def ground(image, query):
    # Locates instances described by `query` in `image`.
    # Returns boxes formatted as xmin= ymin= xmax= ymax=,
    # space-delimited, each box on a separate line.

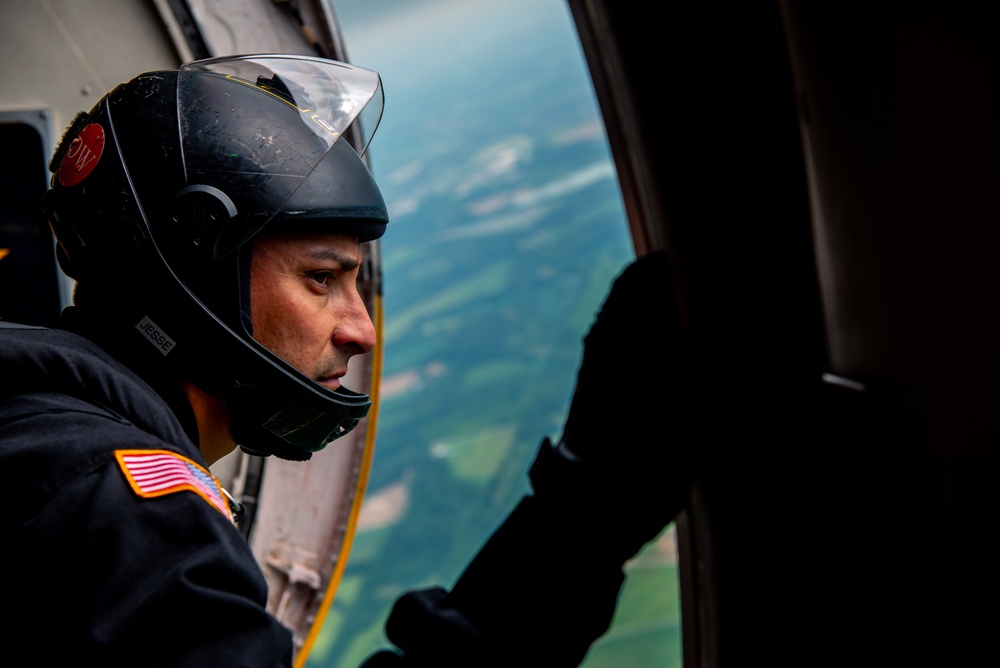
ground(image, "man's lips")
xmin=318 ymin=375 xmax=343 ymax=391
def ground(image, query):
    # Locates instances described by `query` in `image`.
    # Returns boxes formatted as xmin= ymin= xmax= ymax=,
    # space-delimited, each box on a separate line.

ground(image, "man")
xmin=0 ymin=54 xmax=700 ymax=666
xmin=0 ymin=54 xmax=387 ymax=666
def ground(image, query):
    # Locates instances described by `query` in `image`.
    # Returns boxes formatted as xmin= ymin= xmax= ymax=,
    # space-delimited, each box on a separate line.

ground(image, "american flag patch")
xmin=115 ymin=449 xmax=232 ymax=521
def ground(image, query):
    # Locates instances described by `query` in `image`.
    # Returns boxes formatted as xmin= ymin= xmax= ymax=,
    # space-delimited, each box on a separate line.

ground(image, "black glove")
xmin=548 ymin=248 xmax=703 ymax=562
xmin=365 ymin=251 xmax=702 ymax=667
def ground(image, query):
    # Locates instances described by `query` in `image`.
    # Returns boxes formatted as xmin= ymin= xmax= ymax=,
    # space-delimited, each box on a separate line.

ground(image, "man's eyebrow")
xmin=304 ymin=246 xmax=361 ymax=271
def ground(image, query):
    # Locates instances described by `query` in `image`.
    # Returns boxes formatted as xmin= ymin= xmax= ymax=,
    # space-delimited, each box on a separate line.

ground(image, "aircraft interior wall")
xmin=569 ymin=1 xmax=1000 ymax=665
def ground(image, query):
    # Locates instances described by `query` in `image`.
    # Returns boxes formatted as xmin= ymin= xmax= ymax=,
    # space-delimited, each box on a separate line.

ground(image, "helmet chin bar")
xmin=222 ymin=350 xmax=371 ymax=461
xmin=232 ymin=410 xmax=368 ymax=461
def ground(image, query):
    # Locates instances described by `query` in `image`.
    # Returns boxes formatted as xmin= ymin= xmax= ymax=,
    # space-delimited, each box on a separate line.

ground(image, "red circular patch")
xmin=58 ymin=123 xmax=105 ymax=187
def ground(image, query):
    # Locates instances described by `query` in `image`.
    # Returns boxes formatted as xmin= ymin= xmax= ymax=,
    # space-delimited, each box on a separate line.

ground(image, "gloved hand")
xmin=364 ymin=251 xmax=703 ymax=667
xmin=544 ymin=248 xmax=703 ymax=563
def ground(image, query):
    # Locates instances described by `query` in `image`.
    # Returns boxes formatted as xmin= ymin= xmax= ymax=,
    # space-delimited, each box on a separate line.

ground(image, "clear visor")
xmin=175 ymin=54 xmax=384 ymax=256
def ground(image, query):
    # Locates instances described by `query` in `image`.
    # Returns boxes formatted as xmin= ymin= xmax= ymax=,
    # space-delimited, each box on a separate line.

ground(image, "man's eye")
xmin=309 ymin=271 xmax=335 ymax=285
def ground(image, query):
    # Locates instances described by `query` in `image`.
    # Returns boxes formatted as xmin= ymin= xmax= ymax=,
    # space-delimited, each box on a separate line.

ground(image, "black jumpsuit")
xmin=0 ymin=321 xmax=294 ymax=666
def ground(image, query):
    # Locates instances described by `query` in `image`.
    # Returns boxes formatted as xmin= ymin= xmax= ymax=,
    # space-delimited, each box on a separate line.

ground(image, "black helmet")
xmin=42 ymin=54 xmax=389 ymax=460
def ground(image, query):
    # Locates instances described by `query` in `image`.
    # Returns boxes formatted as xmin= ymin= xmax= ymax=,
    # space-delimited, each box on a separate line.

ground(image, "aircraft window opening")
xmin=307 ymin=2 xmax=683 ymax=667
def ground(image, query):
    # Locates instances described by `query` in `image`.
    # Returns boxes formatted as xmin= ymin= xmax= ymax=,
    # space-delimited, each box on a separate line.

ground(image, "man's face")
xmin=249 ymin=231 xmax=376 ymax=391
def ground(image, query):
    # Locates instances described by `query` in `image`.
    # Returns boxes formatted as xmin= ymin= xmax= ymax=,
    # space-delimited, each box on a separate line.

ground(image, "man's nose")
xmin=336 ymin=292 xmax=377 ymax=355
